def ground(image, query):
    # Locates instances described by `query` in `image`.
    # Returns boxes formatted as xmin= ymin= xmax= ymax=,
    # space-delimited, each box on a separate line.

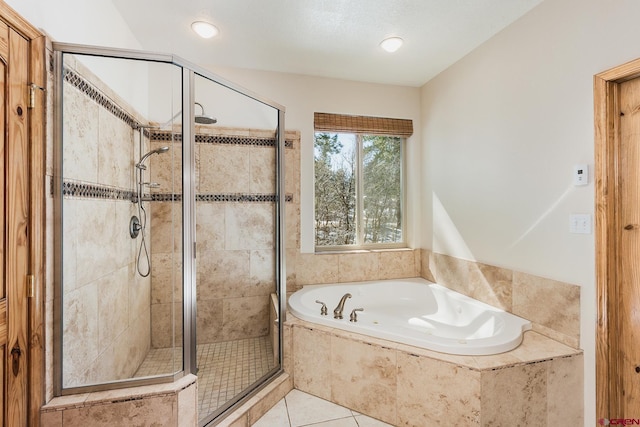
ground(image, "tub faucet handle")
xmin=315 ymin=300 xmax=328 ymax=316
xmin=349 ymin=308 xmax=364 ymax=322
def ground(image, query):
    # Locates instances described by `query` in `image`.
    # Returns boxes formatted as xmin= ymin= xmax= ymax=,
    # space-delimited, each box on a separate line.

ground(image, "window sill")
xmin=314 ymin=247 xmax=413 ymax=255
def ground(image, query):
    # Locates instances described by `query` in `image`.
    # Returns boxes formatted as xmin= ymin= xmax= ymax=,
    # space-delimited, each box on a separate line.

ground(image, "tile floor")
xmin=135 ymin=336 xmax=275 ymax=422
xmin=252 ymin=389 xmax=393 ymax=427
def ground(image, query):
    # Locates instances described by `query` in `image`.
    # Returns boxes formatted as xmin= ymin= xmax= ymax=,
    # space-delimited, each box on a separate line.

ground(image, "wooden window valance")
xmin=314 ymin=112 xmax=413 ymax=137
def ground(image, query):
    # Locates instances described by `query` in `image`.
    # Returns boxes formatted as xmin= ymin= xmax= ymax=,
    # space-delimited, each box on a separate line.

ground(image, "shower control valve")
xmin=129 ymin=216 xmax=141 ymax=239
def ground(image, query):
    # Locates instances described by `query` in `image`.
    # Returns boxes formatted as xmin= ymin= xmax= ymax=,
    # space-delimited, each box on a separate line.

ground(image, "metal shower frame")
xmin=51 ymin=42 xmax=287 ymax=417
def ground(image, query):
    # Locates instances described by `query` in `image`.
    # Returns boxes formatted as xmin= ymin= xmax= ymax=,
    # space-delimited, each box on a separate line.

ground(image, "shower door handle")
xmin=10 ymin=346 xmax=21 ymax=376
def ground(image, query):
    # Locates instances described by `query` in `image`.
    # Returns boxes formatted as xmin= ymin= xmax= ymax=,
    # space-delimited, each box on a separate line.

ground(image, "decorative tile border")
xmin=64 ymin=68 xmax=139 ymax=129
xmin=62 ymin=180 xmax=135 ymax=201
xmin=62 ymin=179 xmax=293 ymax=203
xmin=151 ymin=193 xmax=294 ymax=203
xmin=63 ymin=70 xmax=293 ymax=204
xmin=151 ymin=131 xmax=294 ymax=148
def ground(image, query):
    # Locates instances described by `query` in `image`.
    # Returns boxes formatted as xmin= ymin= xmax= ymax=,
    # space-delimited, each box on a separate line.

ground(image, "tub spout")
xmin=333 ymin=293 xmax=352 ymax=319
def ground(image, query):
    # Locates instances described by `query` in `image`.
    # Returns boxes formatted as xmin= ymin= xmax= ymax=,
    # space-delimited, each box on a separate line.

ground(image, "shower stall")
xmin=53 ymin=43 xmax=286 ymax=425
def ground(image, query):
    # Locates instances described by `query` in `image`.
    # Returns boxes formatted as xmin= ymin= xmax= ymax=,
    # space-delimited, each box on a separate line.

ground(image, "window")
xmin=313 ymin=113 xmax=412 ymax=250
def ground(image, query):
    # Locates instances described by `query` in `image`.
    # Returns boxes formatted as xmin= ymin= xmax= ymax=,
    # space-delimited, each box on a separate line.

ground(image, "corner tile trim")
xmin=64 ymin=69 xmax=293 ymax=151
xmin=64 ymin=68 xmax=139 ymax=129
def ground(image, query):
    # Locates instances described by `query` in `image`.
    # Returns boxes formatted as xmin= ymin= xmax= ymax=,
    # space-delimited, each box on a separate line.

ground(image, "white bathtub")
xmin=288 ymin=277 xmax=532 ymax=356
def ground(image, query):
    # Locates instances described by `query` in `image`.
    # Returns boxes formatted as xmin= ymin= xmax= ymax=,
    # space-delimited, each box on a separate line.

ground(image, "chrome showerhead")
xmin=136 ymin=146 xmax=170 ymax=169
xmin=195 ymin=102 xmax=217 ymax=125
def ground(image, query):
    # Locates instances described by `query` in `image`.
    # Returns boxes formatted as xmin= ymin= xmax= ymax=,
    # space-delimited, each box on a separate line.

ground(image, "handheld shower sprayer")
xmin=132 ymin=144 xmax=170 ymax=277
xmin=136 ymin=146 xmax=170 ymax=170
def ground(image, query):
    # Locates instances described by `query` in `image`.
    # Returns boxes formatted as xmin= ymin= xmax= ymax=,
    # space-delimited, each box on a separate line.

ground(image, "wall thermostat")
xmin=574 ymin=164 xmax=588 ymax=186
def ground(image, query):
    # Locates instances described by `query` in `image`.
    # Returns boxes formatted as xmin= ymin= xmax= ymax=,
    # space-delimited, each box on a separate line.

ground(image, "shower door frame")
xmin=52 ymin=43 xmax=287 ymax=405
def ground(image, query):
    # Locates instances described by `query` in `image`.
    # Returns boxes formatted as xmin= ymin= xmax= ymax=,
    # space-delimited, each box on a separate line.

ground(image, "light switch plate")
xmin=570 ymin=214 xmax=591 ymax=234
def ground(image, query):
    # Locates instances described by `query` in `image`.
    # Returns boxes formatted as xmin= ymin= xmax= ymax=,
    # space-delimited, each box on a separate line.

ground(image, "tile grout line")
xmin=284 ymin=393 xmax=293 ymax=427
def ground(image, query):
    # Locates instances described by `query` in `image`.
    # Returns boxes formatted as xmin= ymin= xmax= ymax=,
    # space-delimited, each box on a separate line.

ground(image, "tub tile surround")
xmin=286 ymin=246 xmax=583 ymax=426
xmin=331 ymin=335 xmax=398 ymax=423
xmin=397 ymin=352 xmax=481 ymax=425
xmin=292 ymin=249 xmax=419 ymax=293
xmin=424 ymin=250 xmax=581 ymax=348
xmin=292 ymin=248 xmax=580 ymax=349
xmin=286 ymin=318 xmax=583 ymax=426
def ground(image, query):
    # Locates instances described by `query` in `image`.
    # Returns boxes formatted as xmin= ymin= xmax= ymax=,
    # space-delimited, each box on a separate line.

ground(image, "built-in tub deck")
xmin=288 ymin=278 xmax=532 ymax=356
xmin=284 ymin=313 xmax=583 ymax=426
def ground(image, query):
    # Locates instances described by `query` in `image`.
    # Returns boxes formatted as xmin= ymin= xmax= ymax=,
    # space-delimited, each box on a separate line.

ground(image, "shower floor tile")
xmin=135 ymin=336 xmax=275 ymax=421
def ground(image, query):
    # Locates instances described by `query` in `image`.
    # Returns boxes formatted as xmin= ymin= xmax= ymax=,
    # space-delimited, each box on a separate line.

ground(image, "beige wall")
xmin=419 ymin=0 xmax=640 ymax=420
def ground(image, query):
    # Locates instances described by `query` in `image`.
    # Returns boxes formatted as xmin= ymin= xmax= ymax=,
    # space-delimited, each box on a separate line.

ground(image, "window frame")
xmin=314 ymin=131 xmax=407 ymax=252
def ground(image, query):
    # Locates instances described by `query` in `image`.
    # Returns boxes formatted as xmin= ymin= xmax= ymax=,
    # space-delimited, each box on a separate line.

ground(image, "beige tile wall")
xmin=286 ymin=318 xmax=583 ymax=426
xmin=424 ymin=250 xmax=581 ymax=348
xmin=292 ymin=250 xmax=579 ymax=345
xmin=291 ymin=249 xmax=579 ymax=349
xmin=60 ymin=60 xmax=151 ymax=387
xmin=149 ymin=130 xmax=300 ymax=347
xmin=291 ymin=248 xmax=420 ymax=292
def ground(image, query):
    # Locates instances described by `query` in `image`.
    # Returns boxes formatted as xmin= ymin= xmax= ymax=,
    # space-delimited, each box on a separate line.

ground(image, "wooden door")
xmin=2 ymin=24 xmax=30 ymax=427
xmin=596 ymin=59 xmax=640 ymax=421
xmin=0 ymin=3 xmax=46 ymax=426
xmin=616 ymin=76 xmax=640 ymax=417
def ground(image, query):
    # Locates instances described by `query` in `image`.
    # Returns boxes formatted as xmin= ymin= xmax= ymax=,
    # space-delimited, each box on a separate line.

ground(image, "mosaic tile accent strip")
xmin=149 ymin=131 xmax=182 ymax=142
xmin=197 ymin=193 xmax=294 ymax=203
xmin=64 ymin=68 xmax=139 ymax=129
xmin=61 ymin=179 xmax=293 ymax=203
xmin=150 ymin=131 xmax=294 ymax=148
xmin=133 ymin=336 xmax=275 ymax=421
xmin=150 ymin=193 xmax=294 ymax=203
xmin=62 ymin=179 xmax=135 ymax=201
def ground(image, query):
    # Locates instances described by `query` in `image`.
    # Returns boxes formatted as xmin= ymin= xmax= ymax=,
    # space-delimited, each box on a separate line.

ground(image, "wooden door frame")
xmin=595 ymin=58 xmax=640 ymax=420
xmin=0 ymin=2 xmax=46 ymax=426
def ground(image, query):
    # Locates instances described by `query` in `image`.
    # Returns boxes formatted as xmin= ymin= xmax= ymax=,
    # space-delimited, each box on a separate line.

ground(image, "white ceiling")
xmin=112 ymin=0 xmax=542 ymax=87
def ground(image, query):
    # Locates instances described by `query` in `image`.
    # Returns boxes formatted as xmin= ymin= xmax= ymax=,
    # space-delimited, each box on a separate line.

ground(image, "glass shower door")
xmin=57 ymin=51 xmax=184 ymax=392
xmin=193 ymin=73 xmax=281 ymax=423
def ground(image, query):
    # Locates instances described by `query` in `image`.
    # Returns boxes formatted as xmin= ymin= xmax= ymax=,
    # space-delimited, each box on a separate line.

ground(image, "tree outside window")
xmin=314 ymin=132 xmax=404 ymax=249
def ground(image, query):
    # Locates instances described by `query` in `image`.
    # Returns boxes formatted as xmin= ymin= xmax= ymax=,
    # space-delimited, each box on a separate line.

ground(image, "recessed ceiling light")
xmin=380 ymin=37 xmax=403 ymax=53
xmin=191 ymin=21 xmax=219 ymax=39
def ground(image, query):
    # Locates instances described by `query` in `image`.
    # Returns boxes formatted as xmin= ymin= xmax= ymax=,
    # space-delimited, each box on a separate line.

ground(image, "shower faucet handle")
xmin=315 ymin=300 xmax=328 ymax=316
xmin=349 ymin=308 xmax=364 ymax=322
